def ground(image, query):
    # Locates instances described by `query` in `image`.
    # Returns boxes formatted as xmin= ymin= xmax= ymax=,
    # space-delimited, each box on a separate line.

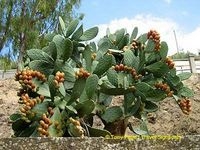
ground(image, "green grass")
xmin=0 ymin=57 xmax=17 ymax=70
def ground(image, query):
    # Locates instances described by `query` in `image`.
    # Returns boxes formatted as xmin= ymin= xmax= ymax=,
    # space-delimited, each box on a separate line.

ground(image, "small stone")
xmin=70 ymin=142 xmax=75 ymax=147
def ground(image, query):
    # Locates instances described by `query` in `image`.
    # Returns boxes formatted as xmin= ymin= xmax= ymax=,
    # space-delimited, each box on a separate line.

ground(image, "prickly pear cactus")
xmin=10 ymin=17 xmax=194 ymax=137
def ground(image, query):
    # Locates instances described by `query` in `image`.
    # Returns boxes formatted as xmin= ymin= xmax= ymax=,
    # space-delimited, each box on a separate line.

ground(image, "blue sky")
xmin=1 ymin=0 xmax=199 ymax=56
xmin=79 ymin=0 xmax=200 ymax=31
xmin=78 ymin=0 xmax=200 ymax=55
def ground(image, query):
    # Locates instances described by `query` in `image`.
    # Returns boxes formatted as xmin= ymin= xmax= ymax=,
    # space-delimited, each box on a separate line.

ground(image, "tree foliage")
xmin=0 ymin=0 xmax=81 ymax=62
xmin=171 ymin=51 xmax=197 ymax=59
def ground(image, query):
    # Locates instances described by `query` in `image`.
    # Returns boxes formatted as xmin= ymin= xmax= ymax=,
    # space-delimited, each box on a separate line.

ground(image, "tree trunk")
xmin=17 ymin=32 xmax=26 ymax=71
xmin=17 ymin=0 xmax=26 ymax=70
xmin=104 ymin=119 xmax=128 ymax=136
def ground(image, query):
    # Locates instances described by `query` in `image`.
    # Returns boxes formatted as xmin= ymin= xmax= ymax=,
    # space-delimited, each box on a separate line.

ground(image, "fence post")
xmin=189 ymin=55 xmax=196 ymax=73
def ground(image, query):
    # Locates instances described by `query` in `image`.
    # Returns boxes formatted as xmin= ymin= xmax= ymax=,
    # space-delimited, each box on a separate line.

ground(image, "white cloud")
xmin=95 ymin=14 xmax=200 ymax=55
xmin=179 ymin=27 xmax=200 ymax=53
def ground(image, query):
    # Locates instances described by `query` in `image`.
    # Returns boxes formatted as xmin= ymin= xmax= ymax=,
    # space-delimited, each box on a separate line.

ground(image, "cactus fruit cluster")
xmin=178 ymin=98 xmax=192 ymax=115
xmin=54 ymin=71 xmax=65 ymax=88
xmin=38 ymin=113 xmax=52 ymax=137
xmin=15 ymin=69 xmax=46 ymax=91
xmin=68 ymin=118 xmax=85 ymax=137
xmin=75 ymin=68 xmax=91 ymax=79
xmin=165 ymin=57 xmax=175 ymax=69
xmin=147 ymin=29 xmax=161 ymax=51
xmin=10 ymin=17 xmax=194 ymax=137
xmin=19 ymin=94 xmax=38 ymax=114
xmin=154 ymin=82 xmax=174 ymax=97
xmin=131 ymin=40 xmax=139 ymax=50
xmin=112 ymin=64 xmax=142 ymax=80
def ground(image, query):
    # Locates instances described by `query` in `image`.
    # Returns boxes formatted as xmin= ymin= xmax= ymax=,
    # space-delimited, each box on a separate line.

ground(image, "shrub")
xmin=10 ymin=17 xmax=194 ymax=137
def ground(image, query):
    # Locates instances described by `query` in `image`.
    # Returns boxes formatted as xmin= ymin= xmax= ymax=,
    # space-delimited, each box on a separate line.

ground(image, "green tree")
xmin=0 ymin=0 xmax=81 ymax=63
xmin=171 ymin=51 xmax=197 ymax=59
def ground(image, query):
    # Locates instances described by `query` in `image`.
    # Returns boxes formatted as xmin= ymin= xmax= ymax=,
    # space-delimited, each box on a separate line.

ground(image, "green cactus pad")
xmin=178 ymin=86 xmax=194 ymax=98
xmin=48 ymin=75 xmax=57 ymax=99
xmin=31 ymin=101 xmax=49 ymax=120
xmin=86 ymin=125 xmax=112 ymax=137
xmin=48 ymin=107 xmax=63 ymax=137
xmin=29 ymin=60 xmax=54 ymax=76
xmin=177 ymin=72 xmax=192 ymax=81
xmin=130 ymin=27 xmax=138 ymax=41
xmin=75 ymin=100 xmax=95 ymax=117
xmin=10 ymin=114 xmax=21 ymax=122
xmin=79 ymin=27 xmax=98 ymax=41
xmin=71 ymin=24 xmax=83 ymax=40
xmin=145 ymin=39 xmax=155 ymax=52
xmin=63 ymin=38 xmax=73 ymax=62
xmin=115 ymin=29 xmax=125 ymax=45
xmin=93 ymin=54 xmax=113 ymax=76
xmin=107 ymin=69 xmax=118 ymax=87
xmin=34 ymin=81 xmax=50 ymax=97
xmin=43 ymin=41 xmax=57 ymax=61
xmin=101 ymin=106 xmax=123 ymax=123
xmin=65 ymin=19 xmax=79 ymax=37
xmin=69 ymin=78 xmax=86 ymax=104
xmin=27 ymin=49 xmax=54 ymax=64
xmin=145 ymin=61 xmax=169 ymax=76
xmin=85 ymin=74 xmax=99 ymax=99
xmin=117 ymin=33 xmax=130 ymax=50
xmin=124 ymin=93 xmax=141 ymax=116
xmin=144 ymin=101 xmax=159 ymax=112
xmin=124 ymin=50 xmax=139 ymax=69
xmin=12 ymin=120 xmax=37 ymax=137
xmin=83 ymin=45 xmax=93 ymax=72
xmin=58 ymin=16 xmax=66 ymax=35
xmin=159 ymin=41 xmax=168 ymax=59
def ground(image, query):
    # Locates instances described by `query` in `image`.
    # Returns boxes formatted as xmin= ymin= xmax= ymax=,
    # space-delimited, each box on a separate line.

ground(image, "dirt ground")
xmin=0 ymin=74 xmax=199 ymax=138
